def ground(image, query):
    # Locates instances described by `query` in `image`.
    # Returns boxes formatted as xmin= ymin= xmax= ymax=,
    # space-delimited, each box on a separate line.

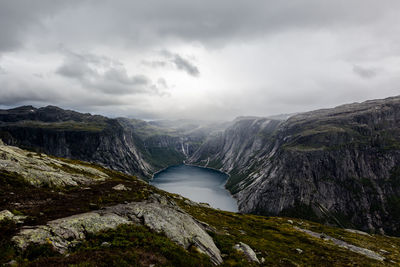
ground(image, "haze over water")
xmin=151 ymin=164 xmax=238 ymax=212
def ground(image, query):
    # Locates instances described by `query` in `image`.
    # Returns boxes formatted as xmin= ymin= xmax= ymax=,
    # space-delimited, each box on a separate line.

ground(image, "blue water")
xmin=151 ymin=164 xmax=238 ymax=212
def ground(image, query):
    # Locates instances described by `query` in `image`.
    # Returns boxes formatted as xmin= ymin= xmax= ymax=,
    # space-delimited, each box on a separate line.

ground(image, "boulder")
xmin=12 ymin=198 xmax=223 ymax=265
xmin=0 ymin=210 xmax=26 ymax=224
xmin=233 ymin=242 xmax=260 ymax=263
xmin=112 ymin=184 xmax=130 ymax=191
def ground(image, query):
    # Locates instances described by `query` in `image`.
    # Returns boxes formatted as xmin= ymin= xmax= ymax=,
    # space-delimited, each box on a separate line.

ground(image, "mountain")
xmin=0 ymin=105 xmax=154 ymax=178
xmin=189 ymin=96 xmax=400 ymax=236
xmin=0 ymin=106 xmax=224 ymax=179
xmin=117 ymin=118 xmax=227 ymax=171
xmin=2 ymin=96 xmax=400 ymax=238
xmin=1 ymin=140 xmax=399 ymax=265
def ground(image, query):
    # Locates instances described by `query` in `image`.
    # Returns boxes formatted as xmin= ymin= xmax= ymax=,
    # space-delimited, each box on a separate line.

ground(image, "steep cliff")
xmin=188 ymin=117 xmax=282 ymax=193
xmin=0 ymin=106 xmax=226 ymax=179
xmin=118 ymin=118 xmax=227 ymax=171
xmin=0 ymin=106 xmax=153 ymax=178
xmin=189 ymin=96 xmax=400 ymax=236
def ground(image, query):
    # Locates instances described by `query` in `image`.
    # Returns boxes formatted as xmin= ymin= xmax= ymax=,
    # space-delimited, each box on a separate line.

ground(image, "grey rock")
xmin=0 ymin=142 xmax=109 ymax=187
xmin=112 ymin=184 xmax=130 ymax=191
xmin=0 ymin=210 xmax=26 ymax=224
xmin=12 ymin=199 xmax=223 ymax=265
xmin=295 ymin=248 xmax=303 ymax=254
xmin=294 ymin=226 xmax=385 ymax=261
xmin=233 ymin=242 xmax=260 ymax=263
xmin=101 ymin=241 xmax=111 ymax=247
xmin=345 ymin=228 xmax=371 ymax=236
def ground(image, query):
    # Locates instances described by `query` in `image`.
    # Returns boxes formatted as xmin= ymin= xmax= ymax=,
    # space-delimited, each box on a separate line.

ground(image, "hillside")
xmin=188 ymin=96 xmax=400 ymax=236
xmin=1 ymin=140 xmax=400 ymax=266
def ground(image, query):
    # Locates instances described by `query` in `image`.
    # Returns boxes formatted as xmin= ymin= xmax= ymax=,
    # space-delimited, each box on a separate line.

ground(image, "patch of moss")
xmin=176 ymin=199 xmax=398 ymax=266
xmin=0 ymin=170 xmax=32 ymax=188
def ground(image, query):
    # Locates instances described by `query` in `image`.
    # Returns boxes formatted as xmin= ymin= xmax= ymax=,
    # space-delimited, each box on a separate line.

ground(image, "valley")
xmin=1 ymin=95 xmax=400 ymax=265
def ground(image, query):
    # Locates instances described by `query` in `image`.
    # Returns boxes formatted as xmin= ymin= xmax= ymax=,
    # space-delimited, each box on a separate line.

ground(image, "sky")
xmin=0 ymin=0 xmax=399 ymax=120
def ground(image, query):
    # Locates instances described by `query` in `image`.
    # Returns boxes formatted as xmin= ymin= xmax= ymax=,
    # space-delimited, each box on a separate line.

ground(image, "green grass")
xmin=177 ymin=201 xmax=400 ymax=266
xmin=22 ymin=224 xmax=212 ymax=267
xmin=145 ymin=147 xmax=185 ymax=169
xmin=8 ymin=120 xmax=108 ymax=132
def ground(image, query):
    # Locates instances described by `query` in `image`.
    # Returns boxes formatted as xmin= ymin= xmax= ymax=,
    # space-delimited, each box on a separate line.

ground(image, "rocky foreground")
xmin=1 ymin=141 xmax=400 ymax=266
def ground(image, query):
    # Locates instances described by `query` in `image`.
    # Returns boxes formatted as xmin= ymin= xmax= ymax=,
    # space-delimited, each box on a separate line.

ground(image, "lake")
xmin=151 ymin=164 xmax=238 ymax=212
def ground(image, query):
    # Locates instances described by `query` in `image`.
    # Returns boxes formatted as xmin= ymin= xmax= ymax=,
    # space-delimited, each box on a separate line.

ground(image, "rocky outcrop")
xmin=12 ymin=196 xmax=223 ymax=265
xmin=0 ymin=210 xmax=26 ymax=224
xmin=294 ymin=227 xmax=385 ymax=261
xmin=233 ymin=242 xmax=260 ymax=263
xmin=0 ymin=141 xmax=108 ymax=187
xmin=189 ymin=96 xmax=400 ymax=236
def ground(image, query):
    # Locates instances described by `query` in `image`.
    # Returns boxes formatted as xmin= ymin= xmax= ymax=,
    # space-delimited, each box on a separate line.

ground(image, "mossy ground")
xmin=177 ymin=199 xmax=400 ymax=266
xmin=1 ymin=157 xmax=400 ymax=266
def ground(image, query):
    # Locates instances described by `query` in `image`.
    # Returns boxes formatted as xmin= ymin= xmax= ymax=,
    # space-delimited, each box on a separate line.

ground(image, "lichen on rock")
xmin=233 ymin=242 xmax=260 ymax=263
xmin=12 ymin=197 xmax=223 ymax=265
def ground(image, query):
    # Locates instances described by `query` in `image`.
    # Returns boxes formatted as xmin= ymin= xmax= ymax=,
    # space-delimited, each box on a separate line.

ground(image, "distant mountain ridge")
xmin=0 ymin=105 xmax=225 ymax=179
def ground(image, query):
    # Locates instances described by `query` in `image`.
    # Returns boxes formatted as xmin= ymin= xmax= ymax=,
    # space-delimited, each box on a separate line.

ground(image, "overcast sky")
xmin=0 ymin=0 xmax=399 ymax=120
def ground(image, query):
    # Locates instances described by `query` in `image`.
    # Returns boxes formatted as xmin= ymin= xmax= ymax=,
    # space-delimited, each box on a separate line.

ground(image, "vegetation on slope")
xmin=1 ymin=143 xmax=400 ymax=266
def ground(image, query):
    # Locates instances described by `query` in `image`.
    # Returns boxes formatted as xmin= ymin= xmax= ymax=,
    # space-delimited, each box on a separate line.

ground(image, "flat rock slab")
xmin=12 ymin=199 xmax=223 ymax=265
xmin=233 ymin=242 xmax=260 ymax=263
xmin=294 ymin=226 xmax=385 ymax=261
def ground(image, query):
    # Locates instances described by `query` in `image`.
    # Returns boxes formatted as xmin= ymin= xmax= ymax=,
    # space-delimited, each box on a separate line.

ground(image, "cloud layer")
xmin=0 ymin=1 xmax=399 ymax=120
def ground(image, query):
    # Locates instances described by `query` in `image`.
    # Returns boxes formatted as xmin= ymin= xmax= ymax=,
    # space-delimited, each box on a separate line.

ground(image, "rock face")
xmin=117 ymin=118 xmax=227 ymax=170
xmin=188 ymin=116 xmax=282 ymax=193
xmin=0 ymin=106 xmax=227 ymax=179
xmin=12 ymin=197 xmax=223 ymax=265
xmin=189 ymin=96 xmax=400 ymax=236
xmin=0 ymin=106 xmax=153 ymax=178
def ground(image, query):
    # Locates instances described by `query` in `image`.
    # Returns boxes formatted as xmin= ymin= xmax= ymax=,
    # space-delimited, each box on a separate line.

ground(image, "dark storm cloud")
xmin=0 ymin=0 xmax=399 ymax=120
xmin=0 ymin=1 xmax=80 ymax=52
xmin=352 ymin=65 xmax=379 ymax=79
xmin=56 ymin=50 xmax=165 ymax=95
xmin=1 ymin=0 xmax=398 ymax=52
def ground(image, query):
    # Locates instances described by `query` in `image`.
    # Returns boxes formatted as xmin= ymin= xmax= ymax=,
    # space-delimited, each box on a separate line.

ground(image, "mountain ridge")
xmin=189 ymin=95 xmax=400 ymax=236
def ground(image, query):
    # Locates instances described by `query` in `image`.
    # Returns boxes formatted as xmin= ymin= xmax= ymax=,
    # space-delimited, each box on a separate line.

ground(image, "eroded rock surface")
xmin=0 ymin=141 xmax=108 ymax=187
xmin=0 ymin=210 xmax=26 ymax=223
xmin=294 ymin=226 xmax=385 ymax=261
xmin=12 ymin=198 xmax=223 ymax=265
xmin=233 ymin=242 xmax=260 ymax=263
xmin=189 ymin=96 xmax=400 ymax=235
